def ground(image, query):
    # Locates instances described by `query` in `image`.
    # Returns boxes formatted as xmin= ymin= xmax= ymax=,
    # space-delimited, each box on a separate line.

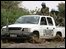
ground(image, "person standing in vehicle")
xmin=40 ymin=2 xmax=49 ymax=16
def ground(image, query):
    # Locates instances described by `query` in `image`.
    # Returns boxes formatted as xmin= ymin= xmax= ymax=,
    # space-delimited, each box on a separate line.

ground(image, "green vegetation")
xmin=50 ymin=3 xmax=65 ymax=26
xmin=1 ymin=1 xmax=65 ymax=27
xmin=1 ymin=1 xmax=30 ymax=27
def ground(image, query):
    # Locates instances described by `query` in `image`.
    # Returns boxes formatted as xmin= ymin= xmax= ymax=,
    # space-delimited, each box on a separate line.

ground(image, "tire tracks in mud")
xmin=1 ymin=38 xmax=65 ymax=48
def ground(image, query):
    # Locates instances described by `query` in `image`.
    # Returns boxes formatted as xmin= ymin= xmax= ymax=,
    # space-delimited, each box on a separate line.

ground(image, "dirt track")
xmin=1 ymin=39 xmax=65 ymax=48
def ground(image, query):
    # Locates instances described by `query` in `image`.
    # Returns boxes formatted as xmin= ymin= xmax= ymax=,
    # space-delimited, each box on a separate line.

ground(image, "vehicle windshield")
xmin=15 ymin=16 xmax=40 ymax=24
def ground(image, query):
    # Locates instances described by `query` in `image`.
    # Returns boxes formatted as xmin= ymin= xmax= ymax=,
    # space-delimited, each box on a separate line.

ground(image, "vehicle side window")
xmin=40 ymin=17 xmax=47 ymax=25
xmin=47 ymin=17 xmax=53 ymax=25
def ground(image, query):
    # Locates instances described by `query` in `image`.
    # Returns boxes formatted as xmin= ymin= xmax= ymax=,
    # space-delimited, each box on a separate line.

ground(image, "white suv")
xmin=1 ymin=15 xmax=65 ymax=41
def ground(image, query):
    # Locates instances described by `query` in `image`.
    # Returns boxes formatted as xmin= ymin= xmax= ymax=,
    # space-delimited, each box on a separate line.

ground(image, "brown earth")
xmin=1 ymin=39 xmax=65 ymax=48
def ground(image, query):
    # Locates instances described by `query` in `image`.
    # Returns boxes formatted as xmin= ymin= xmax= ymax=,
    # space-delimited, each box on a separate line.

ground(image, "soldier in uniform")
xmin=40 ymin=2 xmax=49 ymax=16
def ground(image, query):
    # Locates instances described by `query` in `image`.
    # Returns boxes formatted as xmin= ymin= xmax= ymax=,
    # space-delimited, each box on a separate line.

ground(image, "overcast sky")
xmin=19 ymin=1 xmax=65 ymax=11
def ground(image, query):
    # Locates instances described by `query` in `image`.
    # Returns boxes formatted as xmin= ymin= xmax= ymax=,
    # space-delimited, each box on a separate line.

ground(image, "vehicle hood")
xmin=2 ymin=24 xmax=38 ymax=28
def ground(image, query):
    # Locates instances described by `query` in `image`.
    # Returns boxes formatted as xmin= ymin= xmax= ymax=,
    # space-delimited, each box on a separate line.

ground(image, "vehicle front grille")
xmin=8 ymin=27 xmax=21 ymax=30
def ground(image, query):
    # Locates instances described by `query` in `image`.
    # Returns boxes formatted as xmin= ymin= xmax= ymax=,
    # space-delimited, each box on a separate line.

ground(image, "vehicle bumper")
xmin=1 ymin=32 xmax=33 ymax=40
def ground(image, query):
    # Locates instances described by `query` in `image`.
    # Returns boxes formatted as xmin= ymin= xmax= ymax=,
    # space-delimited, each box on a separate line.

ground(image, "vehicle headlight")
xmin=1 ymin=28 xmax=7 ymax=35
xmin=21 ymin=28 xmax=31 ymax=32
xmin=1 ymin=28 xmax=6 ymax=31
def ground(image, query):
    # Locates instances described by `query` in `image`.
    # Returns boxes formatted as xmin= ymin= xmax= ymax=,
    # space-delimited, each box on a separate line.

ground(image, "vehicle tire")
xmin=30 ymin=34 xmax=39 ymax=43
xmin=54 ymin=33 xmax=64 ymax=42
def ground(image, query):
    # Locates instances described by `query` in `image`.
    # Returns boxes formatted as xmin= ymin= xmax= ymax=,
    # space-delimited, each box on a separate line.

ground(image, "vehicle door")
xmin=45 ymin=17 xmax=55 ymax=37
xmin=39 ymin=17 xmax=48 ymax=38
xmin=40 ymin=17 xmax=55 ymax=38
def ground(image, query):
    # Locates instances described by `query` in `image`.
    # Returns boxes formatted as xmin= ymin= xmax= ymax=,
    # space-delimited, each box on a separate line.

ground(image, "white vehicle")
xmin=1 ymin=15 xmax=65 ymax=41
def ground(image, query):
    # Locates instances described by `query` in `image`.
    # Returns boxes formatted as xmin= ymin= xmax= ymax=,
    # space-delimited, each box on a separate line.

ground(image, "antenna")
xmin=6 ymin=17 xmax=8 ymax=32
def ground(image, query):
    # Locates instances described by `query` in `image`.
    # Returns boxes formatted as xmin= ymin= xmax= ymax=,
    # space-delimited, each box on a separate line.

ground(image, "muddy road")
xmin=1 ymin=39 xmax=65 ymax=48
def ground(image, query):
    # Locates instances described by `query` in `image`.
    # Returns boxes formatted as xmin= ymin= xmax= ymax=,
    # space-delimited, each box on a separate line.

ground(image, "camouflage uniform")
xmin=41 ymin=7 xmax=49 ymax=15
xmin=40 ymin=2 xmax=49 ymax=16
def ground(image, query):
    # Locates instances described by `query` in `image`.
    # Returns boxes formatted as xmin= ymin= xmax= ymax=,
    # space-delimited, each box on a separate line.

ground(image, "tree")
xmin=29 ymin=7 xmax=41 ymax=15
xmin=58 ymin=3 xmax=65 ymax=17
xmin=50 ymin=3 xmax=65 ymax=26
xmin=1 ymin=1 xmax=30 ymax=27
xmin=57 ymin=3 xmax=65 ymax=26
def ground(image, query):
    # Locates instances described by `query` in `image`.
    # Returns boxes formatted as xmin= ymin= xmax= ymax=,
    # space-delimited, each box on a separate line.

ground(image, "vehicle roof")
xmin=22 ymin=15 xmax=51 ymax=17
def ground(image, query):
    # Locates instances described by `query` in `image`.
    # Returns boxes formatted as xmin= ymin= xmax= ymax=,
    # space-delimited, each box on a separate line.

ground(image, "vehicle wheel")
xmin=30 ymin=34 xmax=39 ymax=43
xmin=54 ymin=33 xmax=64 ymax=42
